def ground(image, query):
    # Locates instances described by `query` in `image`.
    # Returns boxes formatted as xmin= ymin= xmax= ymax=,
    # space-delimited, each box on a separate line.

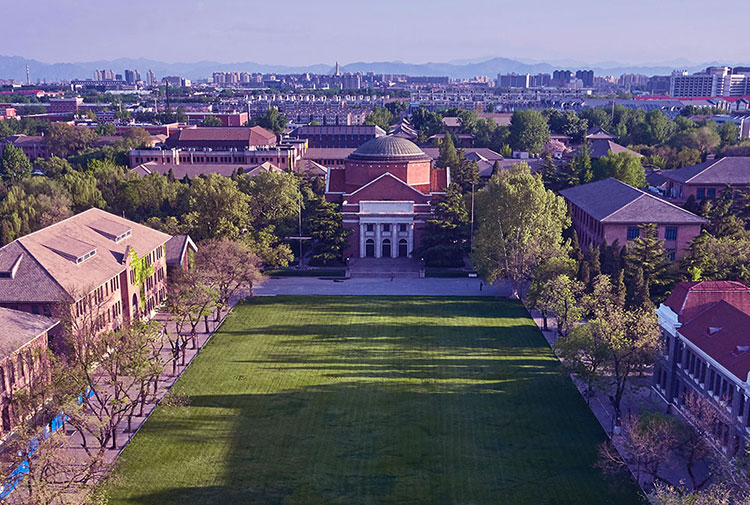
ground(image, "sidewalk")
xmin=51 ymin=294 xmax=244 ymax=490
xmin=526 ymin=308 xmax=707 ymax=492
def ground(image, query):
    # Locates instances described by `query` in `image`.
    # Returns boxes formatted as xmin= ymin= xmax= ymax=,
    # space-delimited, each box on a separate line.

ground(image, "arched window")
xmin=365 ymin=239 xmax=375 ymax=258
xmin=399 ymin=239 xmax=408 ymax=258
xmin=382 ymin=239 xmax=391 ymax=258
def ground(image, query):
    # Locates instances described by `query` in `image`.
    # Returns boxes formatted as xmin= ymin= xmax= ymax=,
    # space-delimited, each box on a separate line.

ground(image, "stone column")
xmin=407 ymin=223 xmax=414 ymax=258
xmin=391 ymin=223 xmax=398 ymax=258
xmin=375 ymin=223 xmax=381 ymax=258
xmin=359 ymin=223 xmax=366 ymax=258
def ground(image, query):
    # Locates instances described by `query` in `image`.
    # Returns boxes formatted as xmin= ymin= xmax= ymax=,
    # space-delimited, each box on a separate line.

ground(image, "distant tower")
xmin=335 ymin=61 xmax=340 ymax=76
xmin=25 ymin=65 xmax=30 ymax=85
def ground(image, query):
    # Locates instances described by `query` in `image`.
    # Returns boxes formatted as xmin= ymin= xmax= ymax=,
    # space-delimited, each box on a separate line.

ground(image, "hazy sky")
xmin=4 ymin=0 xmax=747 ymax=65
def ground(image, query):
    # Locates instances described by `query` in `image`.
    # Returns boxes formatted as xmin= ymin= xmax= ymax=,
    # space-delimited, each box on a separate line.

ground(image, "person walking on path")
xmin=480 ymin=281 xmax=483 ymax=291
xmin=390 ymin=273 xmax=394 ymax=282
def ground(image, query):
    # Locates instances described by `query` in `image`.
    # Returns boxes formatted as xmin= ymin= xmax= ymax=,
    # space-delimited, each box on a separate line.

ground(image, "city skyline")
xmin=3 ymin=0 xmax=748 ymax=67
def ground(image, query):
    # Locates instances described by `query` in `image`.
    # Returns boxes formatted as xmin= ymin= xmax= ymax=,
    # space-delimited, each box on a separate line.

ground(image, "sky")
xmin=3 ymin=0 xmax=748 ymax=66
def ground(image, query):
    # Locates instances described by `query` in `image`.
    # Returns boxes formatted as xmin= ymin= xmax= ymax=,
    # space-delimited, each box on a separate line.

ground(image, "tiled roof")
xmin=679 ymin=300 xmax=750 ymax=382
xmin=167 ymin=126 xmax=276 ymax=146
xmin=0 ymin=208 xmax=170 ymax=302
xmin=560 ymin=178 xmax=707 ymax=224
xmin=665 ymin=280 xmax=750 ymax=323
xmin=0 ymin=307 xmax=59 ymax=360
xmin=586 ymin=139 xmax=643 ymax=159
xmin=292 ymin=125 xmax=386 ymax=136
xmin=304 ymin=148 xmax=355 ymax=161
xmin=663 ymin=157 xmax=750 ymax=185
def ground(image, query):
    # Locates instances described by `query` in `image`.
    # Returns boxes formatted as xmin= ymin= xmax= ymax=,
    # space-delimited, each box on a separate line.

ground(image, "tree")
xmin=95 ymin=123 xmax=116 ymax=136
xmin=717 ymin=122 xmax=739 ymax=146
xmin=195 ymin=238 xmax=263 ymax=312
xmin=598 ymin=412 xmax=685 ymax=487
xmin=454 ymin=149 xmax=480 ymax=192
xmin=472 ymin=164 xmax=570 ymax=297
xmin=593 ymin=151 xmax=646 ymax=187
xmin=414 ymin=183 xmax=470 ymax=267
xmin=0 ymin=186 xmax=37 ymax=245
xmin=527 ymin=254 xmax=576 ymax=331
xmin=202 ymin=115 xmax=222 ymax=127
xmin=306 ymin=197 xmax=352 ymax=264
xmin=364 ymin=107 xmax=393 ymax=133
xmin=183 ymin=174 xmax=249 ymax=240
xmin=582 ymin=275 xmax=661 ymax=419
xmin=624 ymin=223 xmax=672 ymax=305
xmin=46 ymin=123 xmax=98 ymax=158
xmin=555 ymin=319 xmax=610 ymax=403
xmin=167 ymin=269 xmax=219 ymax=356
xmin=251 ymin=107 xmax=287 ymax=134
xmin=238 ymin=171 xmax=300 ymax=230
xmin=121 ymin=127 xmax=153 ymax=148
xmin=542 ymin=274 xmax=584 ymax=336
xmin=60 ymin=169 xmax=105 ymax=213
xmin=434 ymin=133 xmax=460 ymax=170
xmin=681 ymin=231 xmax=750 ymax=285
xmin=33 ymin=156 xmax=71 ymax=178
xmin=1 ymin=143 xmax=32 ymax=181
xmin=508 ymin=110 xmax=550 ymax=154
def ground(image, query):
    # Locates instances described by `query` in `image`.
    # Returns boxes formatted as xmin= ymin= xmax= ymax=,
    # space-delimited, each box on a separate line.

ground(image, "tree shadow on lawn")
xmin=113 ymin=381 xmax=646 ymax=505
xmin=236 ymin=295 xmax=532 ymax=321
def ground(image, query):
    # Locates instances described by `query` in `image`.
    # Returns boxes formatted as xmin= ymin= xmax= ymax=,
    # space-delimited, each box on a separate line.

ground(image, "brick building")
xmin=654 ymin=281 xmax=750 ymax=454
xmin=560 ymin=178 xmax=706 ymax=260
xmin=165 ymin=126 xmax=276 ymax=150
xmin=664 ymin=157 xmax=750 ymax=204
xmin=325 ymin=136 xmax=448 ymax=259
xmin=0 ymin=308 xmax=59 ymax=437
xmin=0 ymin=208 xmax=170 ymax=329
xmin=291 ymin=125 xmax=385 ymax=148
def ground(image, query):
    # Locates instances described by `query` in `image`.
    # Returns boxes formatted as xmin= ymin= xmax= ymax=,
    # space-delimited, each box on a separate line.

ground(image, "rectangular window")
xmin=382 ymin=224 xmax=390 ymax=232
xmin=707 ymin=188 xmax=716 ymax=199
xmin=697 ymin=188 xmax=705 ymax=200
xmin=399 ymin=224 xmax=406 ymax=232
xmin=627 ymin=227 xmax=640 ymax=240
xmin=366 ymin=224 xmax=374 ymax=232
xmin=665 ymin=227 xmax=677 ymax=241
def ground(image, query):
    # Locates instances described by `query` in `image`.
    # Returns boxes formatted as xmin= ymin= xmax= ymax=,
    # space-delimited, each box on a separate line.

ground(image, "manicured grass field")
xmin=106 ymin=296 xmax=644 ymax=505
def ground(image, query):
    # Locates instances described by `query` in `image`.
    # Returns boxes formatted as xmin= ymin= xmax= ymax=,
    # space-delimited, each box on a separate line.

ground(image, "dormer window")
xmin=115 ymin=230 xmax=131 ymax=243
xmin=76 ymin=249 xmax=97 ymax=264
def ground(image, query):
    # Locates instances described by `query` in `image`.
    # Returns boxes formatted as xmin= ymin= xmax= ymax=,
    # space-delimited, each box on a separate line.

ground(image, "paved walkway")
xmin=527 ymin=308 xmax=709 ymax=491
xmin=255 ymin=276 xmax=513 ymax=297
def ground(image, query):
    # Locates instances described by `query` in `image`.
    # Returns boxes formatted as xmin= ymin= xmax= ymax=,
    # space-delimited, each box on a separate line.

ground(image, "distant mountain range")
xmin=2 ymin=55 xmax=749 ymax=82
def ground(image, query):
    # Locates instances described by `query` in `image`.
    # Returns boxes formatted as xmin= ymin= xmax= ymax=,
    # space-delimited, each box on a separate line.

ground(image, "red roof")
xmin=665 ymin=281 xmax=750 ymax=323
xmin=679 ymin=300 xmax=750 ymax=382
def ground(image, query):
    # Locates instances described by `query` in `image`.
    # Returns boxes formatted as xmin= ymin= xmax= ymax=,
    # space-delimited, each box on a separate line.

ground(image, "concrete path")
xmin=255 ymin=276 xmax=513 ymax=297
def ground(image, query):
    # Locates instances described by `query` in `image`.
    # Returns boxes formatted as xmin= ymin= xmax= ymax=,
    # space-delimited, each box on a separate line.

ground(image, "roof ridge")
xmin=17 ymin=207 xmax=99 ymax=242
xmin=684 ymin=157 xmax=722 ymax=184
xmin=345 ymin=172 xmax=428 ymax=197
xmin=594 ymin=178 xmax=642 ymax=221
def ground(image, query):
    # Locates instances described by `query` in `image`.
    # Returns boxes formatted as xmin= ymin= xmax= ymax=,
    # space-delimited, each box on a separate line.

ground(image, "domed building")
xmin=325 ymin=136 xmax=449 ymax=259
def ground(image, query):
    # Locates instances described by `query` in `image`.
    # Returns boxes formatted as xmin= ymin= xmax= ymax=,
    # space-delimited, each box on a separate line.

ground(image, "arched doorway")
xmin=382 ymin=239 xmax=391 ymax=258
xmin=398 ymin=239 xmax=408 ymax=258
xmin=365 ymin=239 xmax=375 ymax=258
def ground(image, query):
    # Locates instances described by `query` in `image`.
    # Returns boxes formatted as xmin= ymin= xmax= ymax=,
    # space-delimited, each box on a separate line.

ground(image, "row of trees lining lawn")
xmin=1 ymin=237 xmax=262 ymax=505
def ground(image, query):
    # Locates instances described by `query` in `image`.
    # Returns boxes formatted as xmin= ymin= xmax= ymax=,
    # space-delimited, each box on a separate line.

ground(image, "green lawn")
xmin=106 ymin=296 xmax=644 ymax=505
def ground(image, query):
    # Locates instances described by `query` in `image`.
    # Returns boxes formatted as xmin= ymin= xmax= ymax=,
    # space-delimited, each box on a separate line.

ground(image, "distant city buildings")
xmin=670 ymin=66 xmax=750 ymax=97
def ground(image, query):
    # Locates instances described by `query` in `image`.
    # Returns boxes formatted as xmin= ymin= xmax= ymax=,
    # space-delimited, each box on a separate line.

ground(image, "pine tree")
xmin=413 ymin=183 xmax=469 ymax=267
xmin=307 ymin=197 xmax=352 ymax=264
xmin=435 ymin=134 xmax=460 ymax=170
xmin=625 ymin=224 xmax=671 ymax=304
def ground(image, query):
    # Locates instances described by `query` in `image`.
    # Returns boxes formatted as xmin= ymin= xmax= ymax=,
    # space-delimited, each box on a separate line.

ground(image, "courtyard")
xmin=105 ymin=296 xmax=644 ymax=505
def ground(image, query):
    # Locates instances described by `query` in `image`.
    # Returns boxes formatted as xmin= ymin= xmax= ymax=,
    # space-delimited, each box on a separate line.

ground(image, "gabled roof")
xmin=0 ymin=307 xmax=59 ymax=360
xmin=586 ymin=138 xmax=643 ymax=159
xmin=679 ymin=300 xmax=750 ymax=382
xmin=167 ymin=126 xmax=276 ymax=146
xmin=586 ymin=127 xmax=618 ymax=140
xmin=345 ymin=172 xmax=428 ymax=198
xmin=665 ymin=280 xmax=750 ymax=323
xmin=663 ymin=157 xmax=750 ymax=185
xmin=560 ymin=178 xmax=707 ymax=224
xmin=0 ymin=208 xmax=171 ymax=302
xmin=165 ymin=235 xmax=197 ymax=267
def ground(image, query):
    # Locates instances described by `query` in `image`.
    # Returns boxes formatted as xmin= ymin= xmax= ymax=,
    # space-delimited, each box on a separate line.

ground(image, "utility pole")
xmin=298 ymin=192 xmax=303 ymax=268
xmin=470 ymin=182 xmax=475 ymax=252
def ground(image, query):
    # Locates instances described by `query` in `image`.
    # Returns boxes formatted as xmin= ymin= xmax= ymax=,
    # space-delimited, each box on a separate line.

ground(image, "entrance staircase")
xmin=348 ymin=257 xmax=423 ymax=278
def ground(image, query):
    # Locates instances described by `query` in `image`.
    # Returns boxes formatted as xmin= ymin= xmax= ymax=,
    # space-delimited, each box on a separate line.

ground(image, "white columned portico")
xmin=357 ymin=201 xmax=415 ymax=259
